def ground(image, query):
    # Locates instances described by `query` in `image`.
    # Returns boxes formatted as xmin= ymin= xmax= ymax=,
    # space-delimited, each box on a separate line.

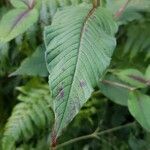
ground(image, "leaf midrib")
xmin=11 ymin=9 xmax=30 ymax=30
xmin=6 ymin=3 xmax=34 ymax=39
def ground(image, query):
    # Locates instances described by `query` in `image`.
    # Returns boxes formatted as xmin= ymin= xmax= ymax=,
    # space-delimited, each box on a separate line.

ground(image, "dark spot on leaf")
xmin=58 ymin=86 xmax=64 ymax=98
xmin=79 ymin=80 xmax=86 ymax=88
xmin=85 ymin=28 xmax=88 ymax=32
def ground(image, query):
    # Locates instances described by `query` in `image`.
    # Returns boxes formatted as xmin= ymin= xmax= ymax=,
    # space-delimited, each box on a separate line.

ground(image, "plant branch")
xmin=54 ymin=122 xmax=135 ymax=150
xmin=114 ymin=0 xmax=131 ymax=19
xmin=97 ymin=122 xmax=135 ymax=136
xmin=101 ymin=79 xmax=136 ymax=91
xmin=93 ymin=0 xmax=100 ymax=8
xmin=54 ymin=134 xmax=96 ymax=150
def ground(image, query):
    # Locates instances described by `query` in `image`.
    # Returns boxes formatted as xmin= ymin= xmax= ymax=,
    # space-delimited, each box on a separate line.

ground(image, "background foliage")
xmin=0 ymin=0 xmax=150 ymax=150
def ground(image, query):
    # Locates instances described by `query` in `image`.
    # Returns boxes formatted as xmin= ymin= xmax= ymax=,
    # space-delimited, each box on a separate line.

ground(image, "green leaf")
xmin=99 ymin=75 xmax=129 ymax=106
xmin=10 ymin=0 xmax=41 ymax=9
xmin=10 ymin=0 xmax=30 ymax=8
xmin=145 ymin=65 xmax=150 ymax=80
xmin=10 ymin=46 xmax=48 ymax=77
xmin=2 ymin=81 xmax=54 ymax=150
xmin=123 ymin=22 xmax=150 ymax=59
xmin=106 ymin=0 xmax=150 ymax=14
xmin=106 ymin=0 xmax=150 ymax=24
xmin=115 ymin=69 xmax=147 ymax=88
xmin=128 ymin=91 xmax=150 ymax=132
xmin=0 ymin=0 xmax=39 ymax=43
xmin=44 ymin=5 xmax=118 ymax=137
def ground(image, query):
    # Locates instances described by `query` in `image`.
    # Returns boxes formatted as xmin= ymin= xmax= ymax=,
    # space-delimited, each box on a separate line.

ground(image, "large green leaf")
xmin=44 ymin=4 xmax=118 ymax=137
xmin=0 ymin=0 xmax=39 ymax=43
xmin=128 ymin=91 xmax=150 ymax=132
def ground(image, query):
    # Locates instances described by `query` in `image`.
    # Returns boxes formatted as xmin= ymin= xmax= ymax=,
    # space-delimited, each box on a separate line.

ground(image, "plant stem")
xmin=54 ymin=134 xmax=96 ymax=150
xmin=97 ymin=122 xmax=135 ymax=136
xmin=115 ymin=0 xmax=131 ymax=19
xmin=54 ymin=122 xmax=135 ymax=150
xmin=93 ymin=0 xmax=100 ymax=8
xmin=101 ymin=79 xmax=136 ymax=91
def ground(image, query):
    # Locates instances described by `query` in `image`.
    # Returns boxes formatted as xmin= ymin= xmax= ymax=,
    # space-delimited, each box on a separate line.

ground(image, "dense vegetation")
xmin=0 ymin=0 xmax=150 ymax=149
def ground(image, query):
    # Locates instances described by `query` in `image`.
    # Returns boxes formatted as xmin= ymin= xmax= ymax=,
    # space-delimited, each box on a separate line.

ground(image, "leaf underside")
xmin=44 ymin=5 xmax=118 ymax=137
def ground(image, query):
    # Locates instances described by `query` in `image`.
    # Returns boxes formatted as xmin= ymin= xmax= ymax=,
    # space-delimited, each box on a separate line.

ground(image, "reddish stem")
xmin=51 ymin=129 xmax=57 ymax=149
xmin=93 ymin=0 xmax=100 ymax=8
xmin=115 ymin=0 xmax=131 ymax=19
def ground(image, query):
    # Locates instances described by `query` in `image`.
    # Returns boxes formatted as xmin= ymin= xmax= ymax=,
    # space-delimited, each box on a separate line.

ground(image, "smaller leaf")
xmin=10 ymin=0 xmax=30 ymax=8
xmin=106 ymin=0 xmax=150 ymax=24
xmin=99 ymin=75 xmax=129 ymax=106
xmin=145 ymin=65 xmax=150 ymax=80
xmin=128 ymin=91 xmax=150 ymax=132
xmin=10 ymin=46 xmax=48 ymax=77
xmin=0 ymin=0 xmax=39 ymax=43
xmin=115 ymin=69 xmax=147 ymax=88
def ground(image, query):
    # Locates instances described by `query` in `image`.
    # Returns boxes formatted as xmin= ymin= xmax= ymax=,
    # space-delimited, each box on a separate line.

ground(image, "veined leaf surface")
xmin=44 ymin=4 xmax=118 ymax=137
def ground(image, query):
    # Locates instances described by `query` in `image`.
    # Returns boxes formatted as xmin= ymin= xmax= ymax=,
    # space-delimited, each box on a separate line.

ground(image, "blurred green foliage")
xmin=0 ymin=0 xmax=150 ymax=150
